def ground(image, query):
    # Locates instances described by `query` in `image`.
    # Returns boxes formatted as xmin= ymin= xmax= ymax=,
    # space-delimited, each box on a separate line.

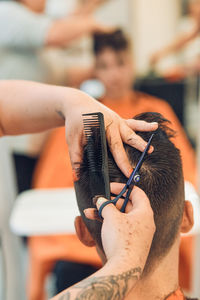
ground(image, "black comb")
xmin=82 ymin=112 xmax=110 ymax=200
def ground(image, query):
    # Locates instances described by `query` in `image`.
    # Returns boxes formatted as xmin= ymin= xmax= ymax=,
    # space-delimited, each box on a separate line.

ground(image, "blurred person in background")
xmin=150 ymin=0 xmax=200 ymax=79
xmin=0 ymin=0 xmax=110 ymax=83
xmin=30 ymin=29 xmax=197 ymax=298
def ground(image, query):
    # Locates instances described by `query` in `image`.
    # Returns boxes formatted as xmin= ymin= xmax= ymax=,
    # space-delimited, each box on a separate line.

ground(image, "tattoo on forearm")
xmin=59 ymin=293 xmax=70 ymax=300
xmin=56 ymin=110 xmax=65 ymax=120
xmin=59 ymin=292 xmax=70 ymax=300
xmin=58 ymin=267 xmax=142 ymax=300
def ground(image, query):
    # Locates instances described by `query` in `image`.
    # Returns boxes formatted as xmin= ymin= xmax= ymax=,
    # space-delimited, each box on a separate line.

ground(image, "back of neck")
xmin=126 ymin=240 xmax=180 ymax=300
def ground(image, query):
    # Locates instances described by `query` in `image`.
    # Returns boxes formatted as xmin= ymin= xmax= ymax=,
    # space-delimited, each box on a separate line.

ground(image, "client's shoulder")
xmin=133 ymin=91 xmax=171 ymax=112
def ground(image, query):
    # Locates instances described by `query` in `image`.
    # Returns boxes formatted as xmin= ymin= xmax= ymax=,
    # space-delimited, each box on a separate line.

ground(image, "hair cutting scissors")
xmin=98 ymin=133 xmax=154 ymax=218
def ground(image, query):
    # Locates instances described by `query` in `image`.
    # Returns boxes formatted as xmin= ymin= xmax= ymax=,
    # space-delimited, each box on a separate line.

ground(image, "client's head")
xmin=75 ymin=112 xmax=193 ymax=272
xmin=93 ymin=29 xmax=133 ymax=99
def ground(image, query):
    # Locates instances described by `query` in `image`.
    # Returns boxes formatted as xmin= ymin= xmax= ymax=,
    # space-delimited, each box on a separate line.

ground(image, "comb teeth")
xmin=83 ymin=113 xmax=102 ymax=173
xmin=82 ymin=112 xmax=110 ymax=199
xmin=86 ymin=137 xmax=98 ymax=173
xmin=83 ymin=113 xmax=101 ymax=141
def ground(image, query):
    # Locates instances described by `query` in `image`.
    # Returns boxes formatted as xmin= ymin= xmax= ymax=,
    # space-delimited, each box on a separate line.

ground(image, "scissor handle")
xmin=98 ymin=186 xmax=128 ymax=218
xmin=98 ymin=176 xmax=139 ymax=217
xmin=98 ymin=199 xmax=116 ymax=218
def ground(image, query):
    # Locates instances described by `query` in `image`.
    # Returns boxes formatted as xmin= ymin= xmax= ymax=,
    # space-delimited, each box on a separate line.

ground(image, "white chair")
xmin=0 ymin=137 xmax=25 ymax=300
xmin=10 ymin=188 xmax=79 ymax=236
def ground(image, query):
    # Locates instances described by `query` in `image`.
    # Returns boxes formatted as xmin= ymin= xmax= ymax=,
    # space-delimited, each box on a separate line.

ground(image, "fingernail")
xmin=151 ymin=122 xmax=158 ymax=126
xmin=92 ymin=195 xmax=104 ymax=205
xmin=96 ymin=197 xmax=106 ymax=208
xmin=83 ymin=208 xmax=90 ymax=219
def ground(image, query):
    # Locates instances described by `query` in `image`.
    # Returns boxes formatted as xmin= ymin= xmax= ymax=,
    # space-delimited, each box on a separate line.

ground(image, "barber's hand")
xmin=65 ymin=93 xmax=157 ymax=178
xmin=85 ymin=183 xmax=156 ymax=266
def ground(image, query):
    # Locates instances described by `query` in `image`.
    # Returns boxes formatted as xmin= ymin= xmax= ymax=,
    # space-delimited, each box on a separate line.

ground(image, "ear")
xmin=74 ymin=216 xmax=96 ymax=247
xmin=181 ymin=201 xmax=194 ymax=233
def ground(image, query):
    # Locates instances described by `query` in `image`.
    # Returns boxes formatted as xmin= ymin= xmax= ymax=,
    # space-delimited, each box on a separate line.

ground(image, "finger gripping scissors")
xmin=98 ymin=133 xmax=154 ymax=218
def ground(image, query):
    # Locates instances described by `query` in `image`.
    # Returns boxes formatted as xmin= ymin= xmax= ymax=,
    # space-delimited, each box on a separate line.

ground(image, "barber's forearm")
xmin=0 ymin=80 xmax=89 ymax=136
xmin=152 ymin=26 xmax=200 ymax=64
xmin=51 ymin=259 xmax=142 ymax=300
xmin=169 ymin=25 xmax=199 ymax=52
xmin=46 ymin=16 xmax=96 ymax=47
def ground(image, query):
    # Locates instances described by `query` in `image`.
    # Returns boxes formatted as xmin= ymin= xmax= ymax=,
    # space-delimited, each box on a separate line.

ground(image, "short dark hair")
xmin=75 ymin=112 xmax=185 ymax=272
xmin=93 ymin=29 xmax=130 ymax=55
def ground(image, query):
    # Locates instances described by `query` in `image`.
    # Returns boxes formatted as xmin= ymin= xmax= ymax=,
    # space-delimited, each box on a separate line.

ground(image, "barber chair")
xmin=10 ymin=188 xmax=78 ymax=236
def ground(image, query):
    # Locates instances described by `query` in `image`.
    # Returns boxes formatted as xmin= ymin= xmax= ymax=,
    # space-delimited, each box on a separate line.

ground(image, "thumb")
xmin=96 ymin=197 xmax=119 ymax=219
xmin=66 ymin=130 xmax=84 ymax=172
xmin=129 ymin=186 xmax=150 ymax=210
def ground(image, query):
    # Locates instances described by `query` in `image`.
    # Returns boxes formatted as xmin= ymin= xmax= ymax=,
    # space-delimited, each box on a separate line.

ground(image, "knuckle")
xmin=110 ymin=140 xmax=120 ymax=149
xmin=108 ymin=135 xmax=121 ymax=149
xmin=126 ymin=133 xmax=137 ymax=144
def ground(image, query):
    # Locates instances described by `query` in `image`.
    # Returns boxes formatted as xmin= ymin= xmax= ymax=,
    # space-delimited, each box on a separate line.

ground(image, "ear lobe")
xmin=181 ymin=201 xmax=194 ymax=234
xmin=75 ymin=216 xmax=96 ymax=247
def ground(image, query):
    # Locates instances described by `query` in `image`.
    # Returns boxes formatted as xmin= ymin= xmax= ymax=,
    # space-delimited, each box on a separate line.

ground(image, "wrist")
xmin=109 ymin=255 xmax=144 ymax=273
xmin=105 ymin=235 xmax=153 ymax=274
xmin=61 ymin=87 xmax=95 ymax=120
xmin=99 ymin=259 xmax=143 ymax=295
xmin=85 ymin=17 xmax=98 ymax=32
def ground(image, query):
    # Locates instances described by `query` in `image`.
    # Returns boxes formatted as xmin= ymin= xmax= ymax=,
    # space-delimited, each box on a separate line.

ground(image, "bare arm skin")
xmin=45 ymin=0 xmax=112 ymax=47
xmin=46 ymin=15 xmax=112 ymax=47
xmin=0 ymin=80 xmax=157 ymax=176
xmin=150 ymin=25 xmax=200 ymax=65
xmin=53 ymin=267 xmax=142 ymax=300
xmin=52 ymin=186 xmax=155 ymax=300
